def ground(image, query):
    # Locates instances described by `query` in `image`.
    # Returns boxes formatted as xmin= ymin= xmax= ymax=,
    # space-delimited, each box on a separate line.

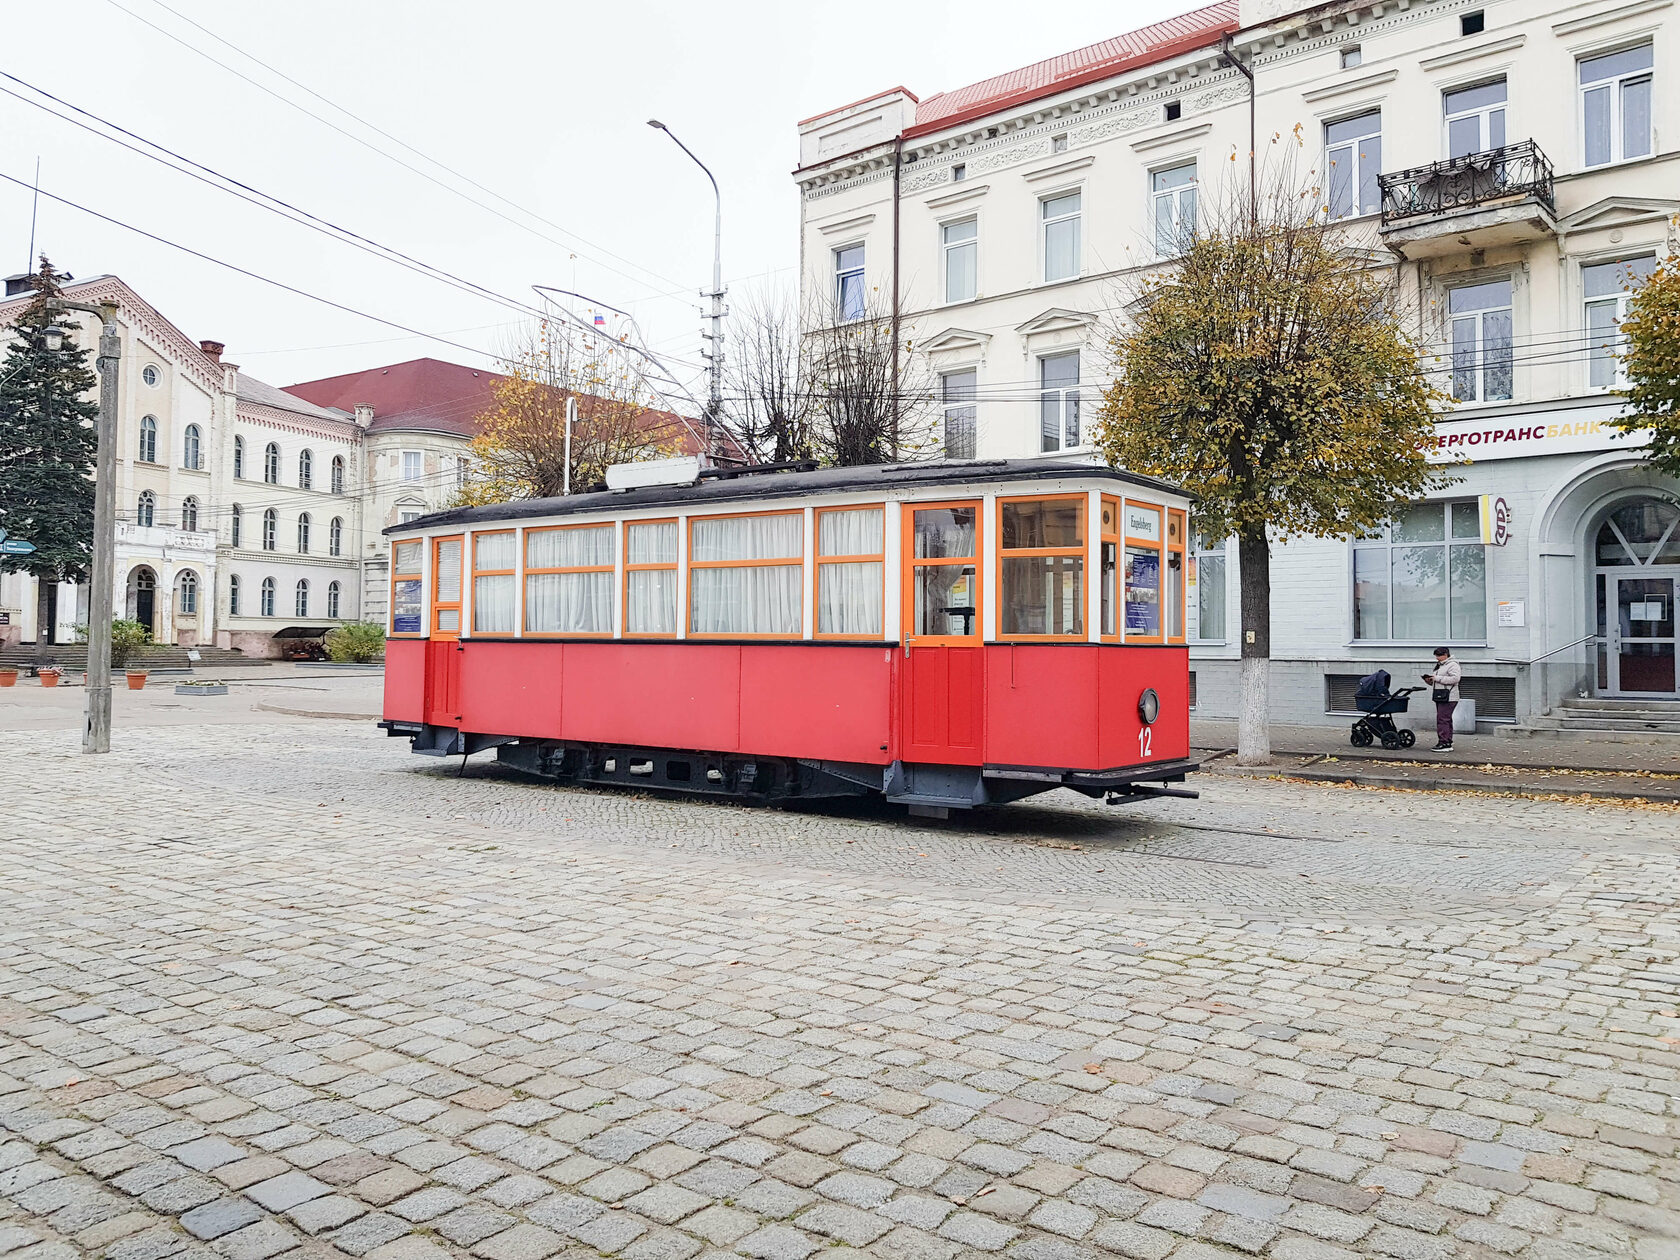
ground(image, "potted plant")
xmin=38 ymin=665 xmax=62 ymax=688
xmin=126 ymin=669 xmax=149 ymax=690
xmin=0 ymin=666 xmax=16 ymax=687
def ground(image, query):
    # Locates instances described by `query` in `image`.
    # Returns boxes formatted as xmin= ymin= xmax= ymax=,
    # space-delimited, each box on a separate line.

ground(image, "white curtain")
xmin=627 ymin=570 xmax=677 ymax=634
xmin=528 ymin=524 xmax=614 ymax=568
xmin=818 ymin=562 xmax=882 ymax=635
xmin=818 ymin=507 xmax=882 ymax=557
xmin=526 ymin=571 xmax=612 ymax=633
xmin=628 ymin=521 xmax=677 ymax=564
xmin=692 ymin=513 xmax=801 ymax=562
xmin=474 ymin=576 xmax=515 ymax=632
xmin=691 ymin=565 xmax=801 ymax=635
xmin=475 ymin=531 xmax=517 ymax=570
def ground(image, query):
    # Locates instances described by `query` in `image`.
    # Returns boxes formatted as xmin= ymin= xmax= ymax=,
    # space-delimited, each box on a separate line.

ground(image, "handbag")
xmin=1432 ymin=686 xmax=1452 ymax=704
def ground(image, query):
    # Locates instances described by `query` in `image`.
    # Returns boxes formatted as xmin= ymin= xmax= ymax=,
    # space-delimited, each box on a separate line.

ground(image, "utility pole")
xmin=45 ymin=299 xmax=121 ymax=753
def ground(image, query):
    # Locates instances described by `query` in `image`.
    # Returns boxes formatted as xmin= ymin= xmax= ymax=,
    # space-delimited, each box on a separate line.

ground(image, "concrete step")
xmin=1499 ymin=724 xmax=1680 ymax=747
xmin=1520 ymin=715 xmax=1680 ymax=733
xmin=1560 ymin=695 xmax=1680 ymax=713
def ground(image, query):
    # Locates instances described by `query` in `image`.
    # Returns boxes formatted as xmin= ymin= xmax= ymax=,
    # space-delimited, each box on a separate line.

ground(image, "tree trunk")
xmin=1235 ymin=524 xmax=1272 ymax=765
xmin=33 ymin=576 xmax=52 ymax=670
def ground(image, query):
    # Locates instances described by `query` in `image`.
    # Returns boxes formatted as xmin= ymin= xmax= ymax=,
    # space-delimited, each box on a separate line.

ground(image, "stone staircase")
xmin=0 ymin=643 xmax=272 ymax=673
xmin=1501 ymin=695 xmax=1680 ymax=745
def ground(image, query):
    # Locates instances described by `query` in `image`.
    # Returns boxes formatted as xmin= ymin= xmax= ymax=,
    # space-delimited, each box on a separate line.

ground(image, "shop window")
xmin=816 ymin=506 xmax=884 ymax=637
xmin=472 ymin=531 xmax=517 ymax=634
xmin=998 ymin=497 xmax=1084 ymax=638
xmin=1353 ymin=501 xmax=1487 ymax=641
xmin=526 ymin=524 xmax=615 ymax=634
xmin=625 ymin=520 xmax=678 ymax=636
xmin=689 ymin=512 xmax=802 ymax=636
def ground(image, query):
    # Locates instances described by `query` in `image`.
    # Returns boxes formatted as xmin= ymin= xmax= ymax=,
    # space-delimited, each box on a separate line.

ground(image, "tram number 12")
xmin=1137 ymin=726 xmax=1153 ymax=758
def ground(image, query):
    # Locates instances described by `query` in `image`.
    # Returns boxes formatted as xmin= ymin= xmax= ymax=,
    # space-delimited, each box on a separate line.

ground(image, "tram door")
xmin=425 ymin=535 xmax=465 ymax=726
xmin=901 ymin=502 xmax=985 ymax=764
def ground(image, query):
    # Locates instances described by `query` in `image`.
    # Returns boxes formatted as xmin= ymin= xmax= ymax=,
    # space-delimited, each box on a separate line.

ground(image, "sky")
xmin=2 ymin=0 xmax=1185 ymax=406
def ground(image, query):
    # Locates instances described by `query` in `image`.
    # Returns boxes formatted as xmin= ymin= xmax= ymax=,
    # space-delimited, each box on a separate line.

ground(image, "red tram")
xmin=379 ymin=459 xmax=1196 ymax=814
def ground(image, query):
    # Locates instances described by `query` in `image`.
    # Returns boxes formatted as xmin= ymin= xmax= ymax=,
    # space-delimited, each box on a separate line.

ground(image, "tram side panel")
xmin=384 ymin=638 xmax=427 ymax=723
xmin=1097 ymin=645 xmax=1190 ymax=769
xmin=459 ymin=642 xmax=564 ymax=738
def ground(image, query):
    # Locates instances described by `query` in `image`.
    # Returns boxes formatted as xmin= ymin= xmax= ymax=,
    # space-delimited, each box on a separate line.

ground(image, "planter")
xmin=125 ymin=671 xmax=148 ymax=691
xmin=0 ymin=668 xmax=16 ymax=688
xmin=175 ymin=683 xmax=228 ymax=696
xmin=39 ymin=669 xmax=61 ymax=688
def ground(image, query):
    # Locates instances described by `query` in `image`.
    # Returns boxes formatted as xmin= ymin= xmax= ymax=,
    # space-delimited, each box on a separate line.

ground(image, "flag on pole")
xmin=593 ymin=314 xmax=606 ymax=326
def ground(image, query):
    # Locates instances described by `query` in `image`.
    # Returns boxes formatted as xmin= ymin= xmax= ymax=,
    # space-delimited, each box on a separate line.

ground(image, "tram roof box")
xmin=605 ymin=455 xmax=703 ymax=492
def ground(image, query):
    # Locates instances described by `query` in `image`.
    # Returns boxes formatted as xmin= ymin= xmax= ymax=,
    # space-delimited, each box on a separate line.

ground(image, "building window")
xmin=526 ymin=524 xmax=615 ymax=634
xmin=1341 ymin=45 xmax=1362 ymax=69
xmin=260 ymin=577 xmax=275 ymax=617
xmin=136 ymin=490 xmax=155 ymax=527
xmin=689 ymin=512 xmax=802 ymax=636
xmin=1163 ymin=101 xmax=1181 ymax=123
xmin=399 ymin=506 xmax=422 ymax=524
xmin=229 ymin=574 xmax=241 ymax=616
xmin=816 ymin=506 xmax=884 ymax=637
xmin=297 ymin=512 xmax=311 ymax=554
xmin=1444 ymin=79 xmax=1506 ymax=158
xmin=471 ymin=532 xmax=517 ymax=633
xmin=942 ymin=370 xmax=977 ymax=460
xmin=1192 ymin=534 xmax=1227 ymax=641
xmin=942 ymin=218 xmax=977 ymax=304
xmin=264 ymin=442 xmax=280 ymax=484
xmin=262 ymin=508 xmax=277 ymax=551
xmin=1355 ymin=502 xmax=1486 ymax=641
xmin=1051 ymin=133 xmax=1069 ymax=153
xmin=298 ymin=449 xmax=313 ymax=490
xmin=999 ymin=497 xmax=1084 ymax=639
xmin=139 ymin=415 xmax=158 ymax=463
xmin=180 ymin=496 xmax=199 ymax=533
xmin=182 ymin=423 xmax=202 ymax=470
xmin=233 ymin=435 xmax=244 ymax=480
xmin=1151 ymin=163 xmax=1197 ymax=255
xmin=231 ymin=504 xmax=242 ymax=548
xmin=1326 ymin=111 xmax=1382 ymax=219
xmin=401 ymin=450 xmax=422 ymax=481
xmin=1449 ymin=278 xmax=1513 ymax=402
xmin=1038 ymin=352 xmax=1081 ymax=452
xmin=455 ymin=457 xmax=469 ymax=491
xmin=1041 ymin=191 xmax=1081 ymax=282
xmin=952 ymin=163 xmax=966 ymax=182
xmin=142 ymin=364 xmax=159 ymax=387
xmin=331 ymin=454 xmax=345 ymax=494
xmin=1461 ymin=9 xmax=1484 ymax=35
xmin=1585 ymin=255 xmax=1657 ymax=389
xmin=327 ymin=581 xmax=341 ymax=619
xmin=295 ymin=579 xmax=309 ymax=618
xmin=177 ymin=570 xmax=198 ymax=615
xmin=329 ymin=516 xmax=344 ymax=557
xmin=1581 ymin=44 xmax=1652 ymax=167
xmin=835 ymin=245 xmax=866 ymax=321
xmin=626 ymin=520 xmax=678 ymax=636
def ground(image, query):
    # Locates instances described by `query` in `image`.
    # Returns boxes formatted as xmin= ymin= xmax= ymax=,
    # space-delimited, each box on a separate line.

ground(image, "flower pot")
xmin=0 ymin=668 xmax=16 ymax=688
xmin=39 ymin=670 xmax=61 ymax=688
xmin=126 ymin=671 xmax=148 ymax=691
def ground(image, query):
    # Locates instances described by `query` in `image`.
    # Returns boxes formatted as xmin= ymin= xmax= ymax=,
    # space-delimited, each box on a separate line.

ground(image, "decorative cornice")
xmin=1302 ymin=66 xmax=1400 ymax=103
xmin=816 ymin=212 xmax=877 ymax=235
xmin=1020 ymin=154 xmax=1097 ymax=184
xmin=1552 ymin=0 xmax=1672 ymax=37
xmin=235 ymin=401 xmax=360 ymax=443
xmin=924 ymin=183 xmax=990 ymax=209
xmin=1131 ymin=121 xmax=1214 ymax=154
xmin=1419 ymin=32 xmax=1526 ymax=72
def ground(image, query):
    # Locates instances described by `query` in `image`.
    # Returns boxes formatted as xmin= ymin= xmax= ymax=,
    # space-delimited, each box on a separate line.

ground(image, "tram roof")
xmin=387 ymin=458 xmax=1188 ymax=535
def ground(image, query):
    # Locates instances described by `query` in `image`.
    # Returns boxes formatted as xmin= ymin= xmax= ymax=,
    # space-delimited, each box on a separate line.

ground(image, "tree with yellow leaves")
xmin=1096 ymin=173 xmax=1448 ymax=764
xmin=1614 ymin=249 xmax=1680 ymax=477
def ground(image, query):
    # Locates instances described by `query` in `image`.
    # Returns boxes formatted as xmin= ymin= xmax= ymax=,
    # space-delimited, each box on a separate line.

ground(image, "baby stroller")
xmin=1350 ymin=669 xmax=1421 ymax=750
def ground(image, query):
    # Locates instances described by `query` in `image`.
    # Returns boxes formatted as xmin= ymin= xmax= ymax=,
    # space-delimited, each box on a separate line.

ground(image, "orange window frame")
xmin=1166 ymin=508 xmax=1188 ymax=645
xmin=996 ymin=493 xmax=1088 ymax=642
xmin=524 ymin=521 xmax=617 ymax=638
xmin=469 ymin=529 xmax=517 ymax=636
xmin=1121 ymin=501 xmax=1164 ymax=644
xmin=623 ymin=517 xmax=679 ymax=639
xmin=431 ymin=534 xmax=464 ymax=640
xmin=814 ymin=504 xmax=887 ymax=640
xmin=686 ymin=509 xmax=805 ymax=639
xmin=1100 ymin=496 xmax=1122 ymax=643
xmin=902 ymin=499 xmax=983 ymax=646
xmin=390 ymin=538 xmax=425 ymax=638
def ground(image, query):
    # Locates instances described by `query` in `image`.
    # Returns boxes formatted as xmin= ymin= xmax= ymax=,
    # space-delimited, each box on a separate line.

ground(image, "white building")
xmin=795 ymin=0 xmax=1680 ymax=723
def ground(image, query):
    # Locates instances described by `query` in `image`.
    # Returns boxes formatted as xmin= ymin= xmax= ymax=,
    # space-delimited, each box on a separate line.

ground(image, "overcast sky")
xmin=2 ymin=0 xmax=1183 ymax=403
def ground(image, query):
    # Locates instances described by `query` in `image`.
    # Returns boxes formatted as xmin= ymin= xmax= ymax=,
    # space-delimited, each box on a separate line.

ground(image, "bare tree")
xmin=726 ymin=285 xmax=815 ymax=464
xmin=801 ymin=290 xmax=938 ymax=465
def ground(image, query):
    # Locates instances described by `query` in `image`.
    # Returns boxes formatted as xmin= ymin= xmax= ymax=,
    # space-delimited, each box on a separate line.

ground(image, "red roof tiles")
xmin=283 ymin=358 xmax=502 ymax=437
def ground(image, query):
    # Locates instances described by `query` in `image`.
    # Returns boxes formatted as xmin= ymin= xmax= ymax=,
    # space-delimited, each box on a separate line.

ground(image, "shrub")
xmin=324 ymin=621 xmax=386 ymax=664
xmin=73 ymin=619 xmax=153 ymax=669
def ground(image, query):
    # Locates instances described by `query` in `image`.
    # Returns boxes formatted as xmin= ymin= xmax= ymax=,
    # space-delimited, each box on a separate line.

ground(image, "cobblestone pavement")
xmin=1 ymin=721 xmax=1677 ymax=1260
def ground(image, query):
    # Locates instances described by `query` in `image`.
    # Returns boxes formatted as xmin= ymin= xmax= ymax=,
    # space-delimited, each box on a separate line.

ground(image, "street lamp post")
xmin=44 ymin=299 xmax=121 ymax=754
xmin=647 ymin=120 xmax=724 ymax=459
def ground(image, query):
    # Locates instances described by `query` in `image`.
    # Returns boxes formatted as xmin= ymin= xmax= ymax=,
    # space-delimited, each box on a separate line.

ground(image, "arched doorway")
xmin=125 ymin=566 xmax=159 ymax=639
xmin=1593 ymin=495 xmax=1679 ymax=696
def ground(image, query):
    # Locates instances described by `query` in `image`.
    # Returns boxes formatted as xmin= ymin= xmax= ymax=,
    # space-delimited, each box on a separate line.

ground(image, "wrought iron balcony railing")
xmin=1378 ymin=139 xmax=1555 ymax=226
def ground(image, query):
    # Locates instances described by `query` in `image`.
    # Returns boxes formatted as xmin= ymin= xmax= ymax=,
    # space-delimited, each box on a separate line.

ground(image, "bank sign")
xmin=1428 ymin=405 xmax=1651 ymax=464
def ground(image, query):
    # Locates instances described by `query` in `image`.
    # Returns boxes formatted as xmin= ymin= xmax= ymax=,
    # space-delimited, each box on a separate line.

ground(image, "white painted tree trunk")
xmin=1235 ymin=655 xmax=1271 ymax=765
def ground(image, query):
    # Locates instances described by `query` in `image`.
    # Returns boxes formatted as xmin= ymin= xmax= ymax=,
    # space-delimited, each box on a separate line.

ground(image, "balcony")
xmin=1378 ymin=140 xmax=1557 ymax=259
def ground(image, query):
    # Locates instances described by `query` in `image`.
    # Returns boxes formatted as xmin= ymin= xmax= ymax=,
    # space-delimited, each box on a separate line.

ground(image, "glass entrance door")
xmin=900 ymin=503 xmax=984 ymax=764
xmin=1608 ymin=573 xmax=1676 ymax=695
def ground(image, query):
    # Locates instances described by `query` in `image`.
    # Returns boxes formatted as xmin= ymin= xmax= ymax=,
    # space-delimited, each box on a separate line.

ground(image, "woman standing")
xmin=1423 ymin=646 xmax=1462 ymax=753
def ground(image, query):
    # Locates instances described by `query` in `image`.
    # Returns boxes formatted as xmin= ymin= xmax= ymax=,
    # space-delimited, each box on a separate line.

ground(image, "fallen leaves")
xmin=1082 ymin=1062 xmax=1104 ymax=1074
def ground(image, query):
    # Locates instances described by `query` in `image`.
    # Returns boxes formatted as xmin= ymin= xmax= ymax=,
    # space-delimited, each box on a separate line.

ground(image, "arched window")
xmin=299 ymin=448 xmax=314 ymax=490
xmin=136 ymin=490 xmax=155 ymax=527
xmin=331 ymin=455 xmax=345 ymax=494
xmin=177 ymin=570 xmax=198 ymax=615
xmin=180 ymin=496 xmax=199 ymax=532
xmin=229 ymin=574 xmax=241 ymax=616
xmin=327 ymin=581 xmax=341 ymax=619
xmin=231 ymin=504 xmax=242 ymax=548
xmin=183 ymin=424 xmax=202 ymax=470
xmin=264 ymin=442 xmax=280 ymax=484
xmin=297 ymin=512 xmax=311 ymax=554
xmin=295 ymin=579 xmax=310 ymax=617
xmin=1596 ymin=497 xmax=1680 ymax=567
xmin=262 ymin=508 xmax=277 ymax=551
xmin=139 ymin=415 xmax=158 ymax=463
xmin=233 ymin=435 xmax=245 ymax=479
xmin=329 ymin=517 xmax=343 ymax=557
xmin=260 ymin=577 xmax=276 ymax=617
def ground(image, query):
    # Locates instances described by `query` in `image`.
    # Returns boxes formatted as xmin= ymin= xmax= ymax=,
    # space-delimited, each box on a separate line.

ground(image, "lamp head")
xmin=42 ymin=324 xmax=65 ymax=352
xmin=647 ymin=119 xmax=666 ymax=130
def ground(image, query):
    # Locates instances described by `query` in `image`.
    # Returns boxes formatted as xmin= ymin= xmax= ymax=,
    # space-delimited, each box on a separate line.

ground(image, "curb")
xmin=1210 ymin=762 xmax=1680 ymax=804
xmin=254 ymin=702 xmax=381 ymax=721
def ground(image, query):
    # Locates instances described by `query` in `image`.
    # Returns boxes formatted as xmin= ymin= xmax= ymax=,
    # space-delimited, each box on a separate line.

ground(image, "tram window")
xmin=910 ymin=504 xmax=979 ymax=639
xmin=391 ymin=540 xmax=423 ymax=635
xmin=1166 ymin=509 xmax=1188 ymax=642
xmin=433 ymin=538 xmax=463 ymax=634
xmin=1100 ymin=498 xmax=1120 ymax=639
xmin=817 ymin=506 xmax=884 ymax=637
xmin=1122 ymin=501 xmax=1164 ymax=640
xmin=999 ymin=497 xmax=1084 ymax=638
xmin=526 ymin=524 xmax=615 ymax=634
xmin=626 ymin=520 xmax=679 ymax=636
xmin=472 ymin=531 xmax=517 ymax=634
xmin=690 ymin=512 xmax=803 ymax=636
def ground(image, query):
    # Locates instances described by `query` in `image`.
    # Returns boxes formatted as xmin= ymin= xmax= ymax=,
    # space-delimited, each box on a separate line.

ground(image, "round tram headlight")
xmin=1138 ymin=687 xmax=1161 ymax=726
